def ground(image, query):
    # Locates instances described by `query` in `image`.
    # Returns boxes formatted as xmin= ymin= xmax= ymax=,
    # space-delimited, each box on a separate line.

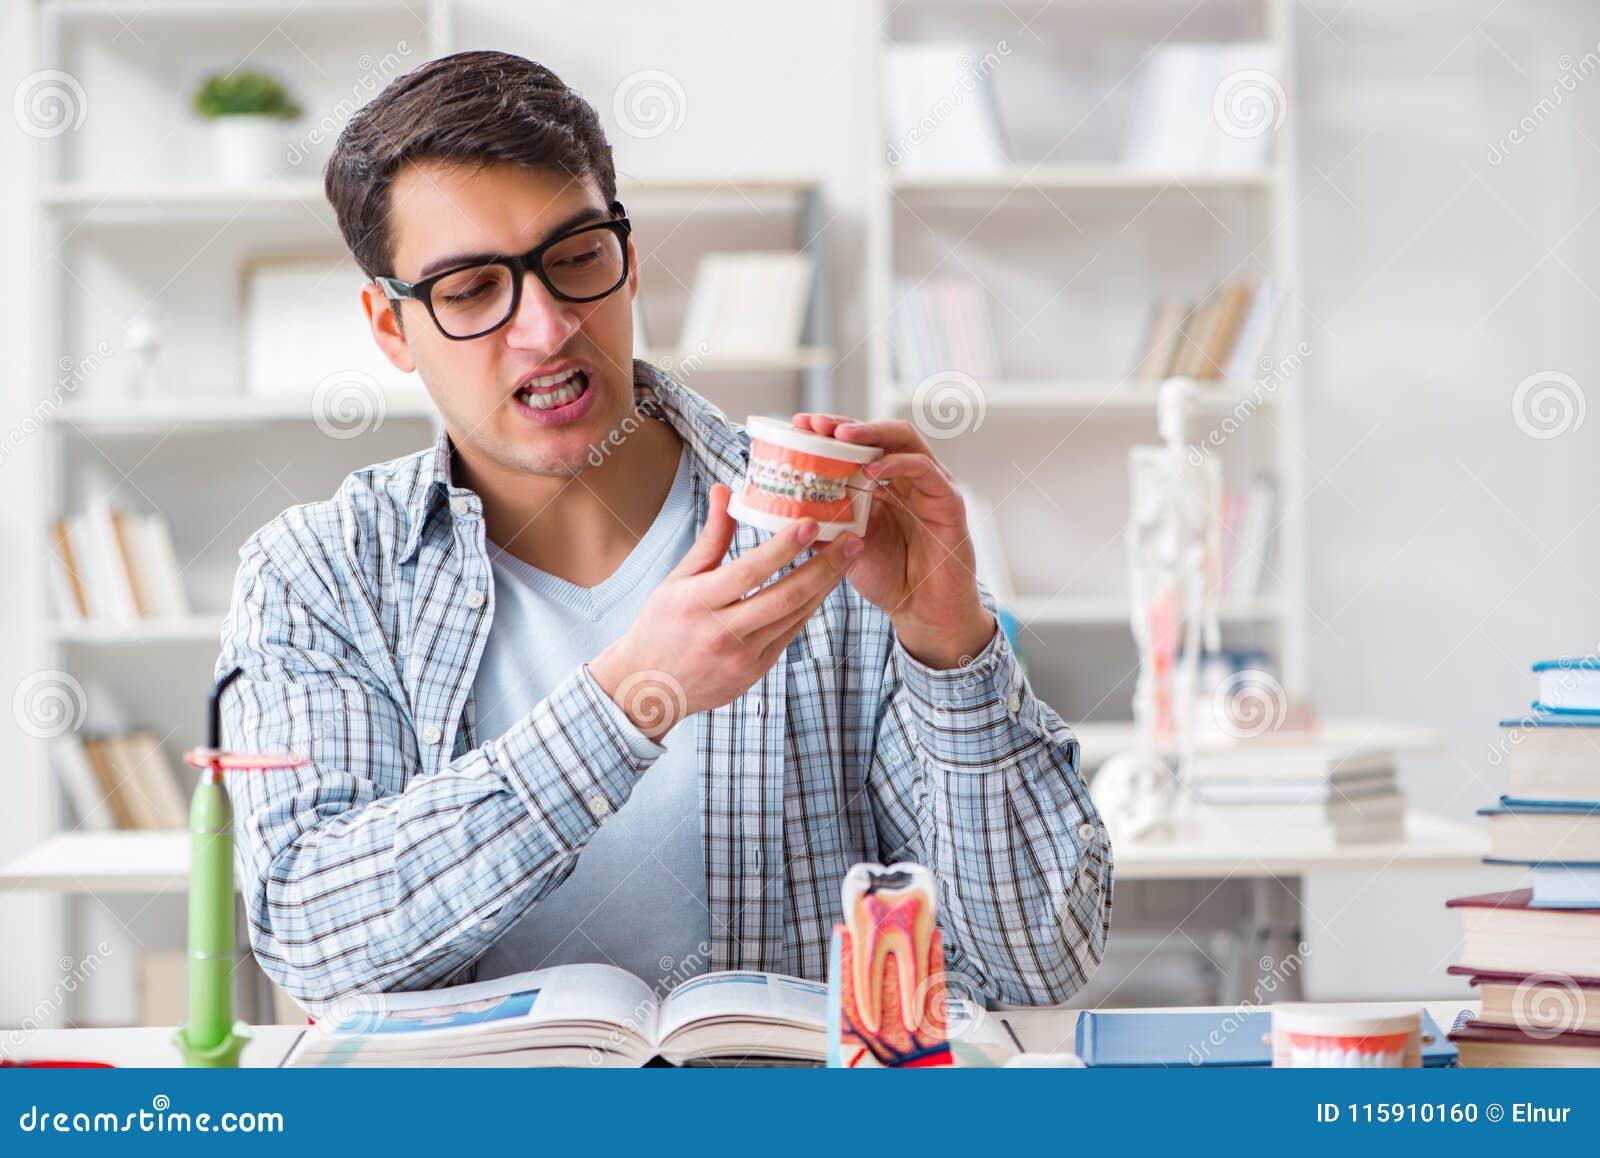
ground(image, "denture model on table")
xmin=727 ymin=415 xmax=885 ymax=542
xmin=826 ymin=862 xmax=955 ymax=1068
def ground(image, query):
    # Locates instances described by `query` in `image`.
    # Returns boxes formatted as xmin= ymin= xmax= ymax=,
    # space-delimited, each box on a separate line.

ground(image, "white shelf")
xmin=0 ymin=831 xmax=194 ymax=894
xmin=1073 ymin=717 xmax=1452 ymax=770
xmin=638 ymin=347 xmax=834 ymax=374
xmin=888 ymin=164 xmax=1276 ymax=195
xmin=47 ymin=0 xmax=429 ymax=17
xmin=52 ymin=390 xmax=436 ymax=431
xmin=889 ymin=380 xmax=1261 ymax=415
xmin=51 ymin=615 xmax=220 ymax=644
xmin=1009 ymin=594 xmax=1282 ymax=627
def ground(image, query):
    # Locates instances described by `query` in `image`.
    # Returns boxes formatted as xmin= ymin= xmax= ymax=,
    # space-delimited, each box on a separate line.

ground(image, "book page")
xmin=321 ymin=963 xmax=659 ymax=1041
xmin=656 ymin=971 xmax=827 ymax=1042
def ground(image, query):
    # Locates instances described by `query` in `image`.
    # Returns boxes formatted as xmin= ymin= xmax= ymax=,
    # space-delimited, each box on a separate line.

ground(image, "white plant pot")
xmin=210 ymin=115 xmax=284 ymax=183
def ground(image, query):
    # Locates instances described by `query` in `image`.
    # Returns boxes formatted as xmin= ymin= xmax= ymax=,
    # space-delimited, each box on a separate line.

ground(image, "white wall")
xmin=3 ymin=0 xmax=1597 ymax=1023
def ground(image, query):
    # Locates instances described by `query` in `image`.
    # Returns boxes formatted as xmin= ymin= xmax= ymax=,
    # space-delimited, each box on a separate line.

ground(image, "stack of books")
xmin=1129 ymin=278 xmax=1277 ymax=386
xmin=1178 ymin=744 xmax=1406 ymax=845
xmin=50 ymin=498 xmax=190 ymax=627
xmin=53 ymin=731 xmax=191 ymax=831
xmin=1447 ymin=657 xmax=1600 ymax=1067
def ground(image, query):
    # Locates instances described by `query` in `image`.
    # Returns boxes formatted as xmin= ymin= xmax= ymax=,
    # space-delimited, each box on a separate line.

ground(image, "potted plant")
xmin=190 ymin=69 xmax=303 ymax=183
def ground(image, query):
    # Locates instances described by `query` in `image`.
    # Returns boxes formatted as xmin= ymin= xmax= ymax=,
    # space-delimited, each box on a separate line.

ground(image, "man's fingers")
xmin=672 ymin=483 xmax=736 ymax=577
xmin=725 ymin=535 xmax=857 ymax=643
xmin=829 ymin=418 xmax=932 ymax=458
xmin=699 ymin=515 xmax=822 ymax=605
xmin=862 ymin=452 xmax=957 ymax=499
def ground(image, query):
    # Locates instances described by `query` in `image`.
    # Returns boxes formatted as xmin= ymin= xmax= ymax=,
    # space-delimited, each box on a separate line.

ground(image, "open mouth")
xmin=514 ymin=367 xmax=589 ymax=412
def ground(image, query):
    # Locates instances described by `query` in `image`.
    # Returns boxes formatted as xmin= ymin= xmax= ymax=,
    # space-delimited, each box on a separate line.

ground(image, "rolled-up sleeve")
xmin=865 ymin=588 xmax=1113 ymax=1006
xmin=220 ymin=540 xmax=662 ymax=1010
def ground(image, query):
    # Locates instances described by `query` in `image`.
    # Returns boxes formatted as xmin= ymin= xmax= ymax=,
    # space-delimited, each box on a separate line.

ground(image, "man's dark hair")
xmin=325 ymin=50 xmax=617 ymax=283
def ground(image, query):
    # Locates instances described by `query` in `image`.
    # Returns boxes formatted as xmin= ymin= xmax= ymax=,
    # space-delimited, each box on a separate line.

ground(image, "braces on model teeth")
xmin=745 ymin=456 xmax=852 ymax=506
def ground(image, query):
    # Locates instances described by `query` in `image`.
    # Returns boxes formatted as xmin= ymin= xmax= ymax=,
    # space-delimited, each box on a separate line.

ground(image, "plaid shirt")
xmin=220 ymin=361 xmax=1112 ymax=1011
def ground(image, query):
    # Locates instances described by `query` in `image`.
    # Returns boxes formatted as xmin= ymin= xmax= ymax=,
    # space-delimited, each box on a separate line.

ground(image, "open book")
xmin=283 ymin=964 xmax=831 ymax=1068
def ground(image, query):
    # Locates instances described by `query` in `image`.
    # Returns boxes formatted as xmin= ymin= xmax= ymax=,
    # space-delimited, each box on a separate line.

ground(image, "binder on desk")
xmin=1074 ymin=1009 xmax=1458 ymax=1068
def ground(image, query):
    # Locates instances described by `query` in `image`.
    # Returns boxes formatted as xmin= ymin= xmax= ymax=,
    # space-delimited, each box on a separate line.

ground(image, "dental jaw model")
xmin=827 ymin=862 xmax=954 ymax=1068
xmin=728 ymin=415 xmax=885 ymax=541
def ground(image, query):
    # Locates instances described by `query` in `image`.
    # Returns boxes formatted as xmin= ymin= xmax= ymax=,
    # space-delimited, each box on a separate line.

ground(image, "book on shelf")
xmin=1122 ymin=41 xmax=1280 ymax=172
xmin=1128 ymin=278 xmax=1277 ymax=387
xmin=676 ymin=252 xmax=815 ymax=363
xmin=57 ymin=732 xmax=190 ymax=831
xmin=884 ymin=42 xmax=1009 ymax=174
xmin=1221 ymin=473 xmax=1277 ymax=599
xmin=50 ymin=504 xmax=190 ymax=627
xmin=889 ymin=275 xmax=1001 ymax=384
xmin=1451 ymin=970 xmax=1600 ymax=1033
xmin=285 ymin=964 xmax=831 ymax=1068
xmin=1178 ymin=789 xmax=1405 ymax=844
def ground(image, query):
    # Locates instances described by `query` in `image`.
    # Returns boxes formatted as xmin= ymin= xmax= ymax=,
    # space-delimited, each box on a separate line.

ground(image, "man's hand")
xmin=588 ymin=482 xmax=862 ymax=738
xmin=790 ymin=412 xmax=995 ymax=671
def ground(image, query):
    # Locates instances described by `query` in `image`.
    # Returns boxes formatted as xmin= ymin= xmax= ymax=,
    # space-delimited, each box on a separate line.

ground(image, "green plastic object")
xmin=172 ymin=667 xmax=306 ymax=1068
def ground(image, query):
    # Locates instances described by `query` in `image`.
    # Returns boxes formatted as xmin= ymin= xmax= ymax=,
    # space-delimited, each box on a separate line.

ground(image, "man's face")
xmin=365 ymin=160 xmax=637 ymax=478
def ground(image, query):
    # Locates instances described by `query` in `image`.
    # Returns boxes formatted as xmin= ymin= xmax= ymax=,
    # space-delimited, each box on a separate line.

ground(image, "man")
xmin=221 ymin=49 xmax=1112 ymax=1013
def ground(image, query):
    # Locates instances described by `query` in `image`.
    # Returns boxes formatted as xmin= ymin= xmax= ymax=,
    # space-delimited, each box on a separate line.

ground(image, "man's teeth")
xmin=842 ymin=863 xmax=938 ymax=1034
xmin=517 ymin=370 xmax=586 ymax=410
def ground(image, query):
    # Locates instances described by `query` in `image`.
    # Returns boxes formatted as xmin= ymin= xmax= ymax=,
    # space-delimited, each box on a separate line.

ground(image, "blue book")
xmin=1533 ymin=657 xmax=1600 ymax=714
xmin=1478 ymin=798 xmax=1600 ymax=863
xmin=1073 ymin=1009 xmax=1458 ymax=1068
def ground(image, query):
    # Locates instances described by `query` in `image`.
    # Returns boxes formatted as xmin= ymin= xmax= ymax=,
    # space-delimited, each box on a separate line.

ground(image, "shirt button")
xmin=480 ymin=918 xmax=498 ymax=932
xmin=421 ymin=724 xmax=443 ymax=745
xmin=1078 ymin=821 xmax=1098 ymax=843
xmin=588 ymin=795 xmax=612 ymax=819
xmin=450 ymin=496 xmax=474 ymax=517
xmin=1006 ymin=692 xmax=1022 ymax=714
xmin=464 ymin=588 xmax=486 ymax=609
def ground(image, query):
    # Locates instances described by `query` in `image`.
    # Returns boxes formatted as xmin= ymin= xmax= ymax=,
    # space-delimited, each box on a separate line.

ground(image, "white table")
xmin=2 ymin=1000 xmax=1477 ymax=1067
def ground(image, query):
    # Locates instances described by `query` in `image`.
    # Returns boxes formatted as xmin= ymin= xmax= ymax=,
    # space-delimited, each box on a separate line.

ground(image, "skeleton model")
xmin=1093 ymin=379 xmax=1223 ymax=840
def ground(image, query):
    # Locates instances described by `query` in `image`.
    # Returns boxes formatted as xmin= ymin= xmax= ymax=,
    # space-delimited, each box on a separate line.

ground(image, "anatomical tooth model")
xmin=827 ymin=862 xmax=954 ymax=1068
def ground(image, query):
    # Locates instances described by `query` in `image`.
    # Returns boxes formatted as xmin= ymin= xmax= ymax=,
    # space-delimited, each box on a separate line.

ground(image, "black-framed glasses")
xmin=376 ymin=201 xmax=633 ymax=340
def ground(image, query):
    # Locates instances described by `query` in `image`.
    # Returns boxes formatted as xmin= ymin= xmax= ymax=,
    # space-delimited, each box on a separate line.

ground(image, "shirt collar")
xmin=396 ymin=358 xmax=750 ymax=564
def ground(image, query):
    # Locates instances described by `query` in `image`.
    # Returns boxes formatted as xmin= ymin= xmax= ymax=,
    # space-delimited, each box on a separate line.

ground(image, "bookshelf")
xmin=864 ymin=0 xmax=1309 ymax=716
xmin=18 ymin=0 xmax=840 ymax=1027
